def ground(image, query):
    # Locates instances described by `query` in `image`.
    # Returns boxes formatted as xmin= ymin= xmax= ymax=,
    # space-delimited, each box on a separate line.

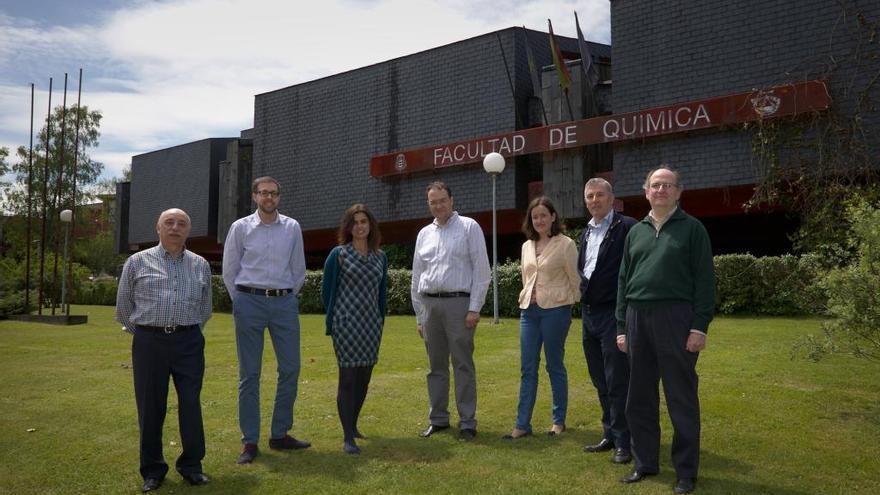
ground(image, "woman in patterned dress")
xmin=321 ymin=204 xmax=388 ymax=454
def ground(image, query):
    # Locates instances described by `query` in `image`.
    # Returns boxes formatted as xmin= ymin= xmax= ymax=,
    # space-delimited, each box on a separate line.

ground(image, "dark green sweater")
xmin=616 ymin=208 xmax=715 ymax=334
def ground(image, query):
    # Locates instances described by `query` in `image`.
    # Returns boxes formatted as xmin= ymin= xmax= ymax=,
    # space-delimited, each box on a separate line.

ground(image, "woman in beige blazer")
xmin=504 ymin=196 xmax=581 ymax=439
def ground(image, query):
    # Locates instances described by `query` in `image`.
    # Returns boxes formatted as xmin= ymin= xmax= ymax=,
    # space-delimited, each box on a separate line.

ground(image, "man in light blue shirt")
xmin=577 ymin=178 xmax=637 ymax=465
xmin=223 ymin=176 xmax=310 ymax=464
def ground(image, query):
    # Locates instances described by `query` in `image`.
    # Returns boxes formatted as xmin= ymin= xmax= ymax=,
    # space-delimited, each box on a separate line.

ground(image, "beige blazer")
xmin=518 ymin=234 xmax=581 ymax=309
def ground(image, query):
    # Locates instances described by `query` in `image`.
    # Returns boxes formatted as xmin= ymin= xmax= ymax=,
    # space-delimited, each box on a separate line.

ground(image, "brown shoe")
xmin=236 ymin=443 xmax=258 ymax=464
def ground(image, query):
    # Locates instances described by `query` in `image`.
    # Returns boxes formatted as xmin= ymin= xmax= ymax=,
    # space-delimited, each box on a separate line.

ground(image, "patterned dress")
xmin=331 ymin=244 xmax=384 ymax=367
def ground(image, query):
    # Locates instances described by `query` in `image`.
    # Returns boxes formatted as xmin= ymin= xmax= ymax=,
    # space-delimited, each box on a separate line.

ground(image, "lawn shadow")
xmin=699 ymin=449 xmax=814 ymax=495
xmin=250 ymin=434 xmax=455 ymax=483
xmin=697 ymin=475 xmax=816 ymax=495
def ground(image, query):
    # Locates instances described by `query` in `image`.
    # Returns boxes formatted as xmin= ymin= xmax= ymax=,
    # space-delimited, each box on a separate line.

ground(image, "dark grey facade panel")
xmin=128 ymin=138 xmax=234 ymax=244
xmin=610 ymin=0 xmax=880 ymax=197
xmin=251 ymin=28 xmax=595 ymax=231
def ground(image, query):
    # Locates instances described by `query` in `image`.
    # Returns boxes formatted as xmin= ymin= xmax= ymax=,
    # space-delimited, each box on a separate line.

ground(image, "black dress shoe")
xmin=419 ymin=424 xmax=450 ymax=437
xmin=269 ymin=435 xmax=311 ymax=450
xmin=458 ymin=428 xmax=477 ymax=441
xmin=612 ymin=447 xmax=632 ymax=464
xmin=583 ymin=438 xmax=614 ymax=452
xmin=674 ymin=478 xmax=696 ymax=494
xmin=620 ymin=470 xmax=657 ymax=484
xmin=181 ymin=472 xmax=210 ymax=486
xmin=142 ymin=478 xmax=162 ymax=492
xmin=343 ymin=440 xmax=361 ymax=454
xmin=353 ymin=429 xmax=367 ymax=439
xmin=236 ymin=443 xmax=259 ymax=464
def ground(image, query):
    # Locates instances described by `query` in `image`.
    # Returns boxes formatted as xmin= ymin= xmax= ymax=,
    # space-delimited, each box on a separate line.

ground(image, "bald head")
xmin=156 ymin=208 xmax=192 ymax=254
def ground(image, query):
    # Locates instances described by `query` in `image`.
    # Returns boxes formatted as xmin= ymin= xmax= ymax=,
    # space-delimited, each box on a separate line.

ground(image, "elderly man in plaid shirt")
xmin=116 ymin=208 xmax=212 ymax=493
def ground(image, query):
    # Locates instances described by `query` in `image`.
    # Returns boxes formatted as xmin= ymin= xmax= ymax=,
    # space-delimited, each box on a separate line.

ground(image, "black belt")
xmin=137 ymin=324 xmax=199 ymax=334
xmin=582 ymin=303 xmax=614 ymax=314
xmin=236 ymin=285 xmax=294 ymax=297
xmin=424 ymin=291 xmax=470 ymax=298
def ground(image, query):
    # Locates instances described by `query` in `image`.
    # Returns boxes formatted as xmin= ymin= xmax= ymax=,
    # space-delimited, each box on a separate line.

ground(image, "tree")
xmin=0 ymin=106 xmax=103 ymax=261
xmin=797 ymin=200 xmax=880 ymax=361
xmin=0 ymin=146 xmax=9 ymax=186
xmin=1 ymin=105 xmax=103 ymax=216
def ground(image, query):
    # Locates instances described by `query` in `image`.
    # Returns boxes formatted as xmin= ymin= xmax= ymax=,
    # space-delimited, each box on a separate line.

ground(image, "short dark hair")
xmin=426 ymin=181 xmax=452 ymax=198
xmin=643 ymin=166 xmax=682 ymax=190
xmin=337 ymin=203 xmax=381 ymax=252
xmin=522 ymin=196 xmax=563 ymax=240
xmin=252 ymin=176 xmax=281 ymax=194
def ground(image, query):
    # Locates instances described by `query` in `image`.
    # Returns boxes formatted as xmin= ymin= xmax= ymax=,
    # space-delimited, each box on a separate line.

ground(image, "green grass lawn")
xmin=1 ymin=307 xmax=878 ymax=494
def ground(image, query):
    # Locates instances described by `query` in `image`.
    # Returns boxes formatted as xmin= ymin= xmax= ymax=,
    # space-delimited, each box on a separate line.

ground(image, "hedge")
xmin=62 ymin=254 xmax=826 ymax=318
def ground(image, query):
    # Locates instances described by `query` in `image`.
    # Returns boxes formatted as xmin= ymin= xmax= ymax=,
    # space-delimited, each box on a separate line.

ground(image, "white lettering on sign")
xmin=432 ymin=133 xmax=529 ymax=166
xmin=549 ymin=125 xmax=577 ymax=148
xmin=602 ymin=103 xmax=712 ymax=141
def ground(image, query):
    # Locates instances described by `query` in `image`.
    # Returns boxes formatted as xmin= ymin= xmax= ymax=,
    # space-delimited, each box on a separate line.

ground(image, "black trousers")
xmin=624 ymin=303 xmax=700 ymax=479
xmin=337 ymin=366 xmax=374 ymax=442
xmin=132 ymin=327 xmax=205 ymax=480
xmin=582 ymin=304 xmax=630 ymax=449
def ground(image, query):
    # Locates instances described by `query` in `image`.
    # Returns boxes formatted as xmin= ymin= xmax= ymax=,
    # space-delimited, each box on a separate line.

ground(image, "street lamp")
xmin=482 ymin=152 xmax=506 ymax=324
xmin=59 ymin=209 xmax=73 ymax=314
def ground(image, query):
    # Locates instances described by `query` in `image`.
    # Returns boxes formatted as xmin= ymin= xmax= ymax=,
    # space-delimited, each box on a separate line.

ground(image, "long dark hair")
xmin=522 ymin=196 xmax=563 ymax=241
xmin=337 ymin=203 xmax=381 ymax=251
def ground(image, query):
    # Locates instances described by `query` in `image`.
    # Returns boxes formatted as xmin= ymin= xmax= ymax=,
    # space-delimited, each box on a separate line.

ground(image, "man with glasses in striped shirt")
xmin=116 ymin=208 xmax=212 ymax=492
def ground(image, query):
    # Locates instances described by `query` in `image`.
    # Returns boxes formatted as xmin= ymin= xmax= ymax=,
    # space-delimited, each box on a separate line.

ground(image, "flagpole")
xmin=37 ymin=77 xmax=53 ymax=314
xmin=495 ymin=32 xmax=522 ymax=129
xmin=51 ymin=73 xmax=69 ymax=314
xmin=523 ymin=26 xmax=549 ymax=125
xmin=66 ymin=68 xmax=83 ymax=315
xmin=25 ymin=83 xmax=35 ymax=313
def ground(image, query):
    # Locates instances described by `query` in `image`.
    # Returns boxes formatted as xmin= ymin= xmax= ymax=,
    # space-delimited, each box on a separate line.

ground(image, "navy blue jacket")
xmin=578 ymin=212 xmax=637 ymax=307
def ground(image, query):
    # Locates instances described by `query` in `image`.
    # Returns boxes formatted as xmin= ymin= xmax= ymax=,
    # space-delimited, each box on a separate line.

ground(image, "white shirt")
xmin=582 ymin=210 xmax=614 ymax=280
xmin=410 ymin=212 xmax=491 ymax=324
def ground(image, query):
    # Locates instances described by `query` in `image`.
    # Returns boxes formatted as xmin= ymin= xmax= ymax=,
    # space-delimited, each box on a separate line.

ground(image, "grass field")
xmin=1 ymin=306 xmax=878 ymax=494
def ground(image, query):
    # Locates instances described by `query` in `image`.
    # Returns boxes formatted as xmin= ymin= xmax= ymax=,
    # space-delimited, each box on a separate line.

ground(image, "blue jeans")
xmin=515 ymin=304 xmax=571 ymax=432
xmin=233 ymin=291 xmax=301 ymax=444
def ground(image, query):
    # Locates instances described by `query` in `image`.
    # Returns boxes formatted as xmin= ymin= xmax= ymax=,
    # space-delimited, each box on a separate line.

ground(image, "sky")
xmin=0 ymin=0 xmax=611 ymax=184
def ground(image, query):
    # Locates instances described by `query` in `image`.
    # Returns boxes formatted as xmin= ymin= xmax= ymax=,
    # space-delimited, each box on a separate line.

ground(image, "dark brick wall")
xmin=129 ymin=138 xmax=234 ymax=244
xmin=610 ymin=0 xmax=880 ymax=197
xmin=251 ymin=27 xmax=605 ymax=231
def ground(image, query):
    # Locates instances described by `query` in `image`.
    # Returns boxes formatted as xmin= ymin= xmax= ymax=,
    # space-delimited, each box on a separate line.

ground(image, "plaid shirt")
xmin=115 ymin=244 xmax=213 ymax=333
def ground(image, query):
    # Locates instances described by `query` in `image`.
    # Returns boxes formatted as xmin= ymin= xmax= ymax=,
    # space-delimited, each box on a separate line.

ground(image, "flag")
xmin=524 ymin=26 xmax=542 ymax=98
xmin=547 ymin=19 xmax=571 ymax=93
xmin=575 ymin=11 xmax=599 ymax=88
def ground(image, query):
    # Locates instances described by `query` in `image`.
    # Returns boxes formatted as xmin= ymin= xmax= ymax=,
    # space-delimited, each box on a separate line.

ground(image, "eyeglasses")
xmin=256 ymin=190 xmax=279 ymax=198
xmin=647 ymin=182 xmax=678 ymax=191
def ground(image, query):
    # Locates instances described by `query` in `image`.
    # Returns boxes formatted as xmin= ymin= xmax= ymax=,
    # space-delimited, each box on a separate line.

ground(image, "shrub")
xmin=798 ymin=200 xmax=880 ymax=361
xmin=77 ymin=278 xmax=119 ymax=306
xmin=714 ymin=253 xmax=825 ymax=316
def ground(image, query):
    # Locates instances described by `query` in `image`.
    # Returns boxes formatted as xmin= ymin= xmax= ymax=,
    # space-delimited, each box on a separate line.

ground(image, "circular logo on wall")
xmin=394 ymin=153 xmax=407 ymax=172
xmin=750 ymin=93 xmax=782 ymax=117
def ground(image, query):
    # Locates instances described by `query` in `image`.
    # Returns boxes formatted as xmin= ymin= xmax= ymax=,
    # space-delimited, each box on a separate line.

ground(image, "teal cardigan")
xmin=321 ymin=245 xmax=388 ymax=336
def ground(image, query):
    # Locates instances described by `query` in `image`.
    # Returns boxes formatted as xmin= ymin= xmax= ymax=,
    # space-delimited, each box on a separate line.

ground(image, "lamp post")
xmin=482 ymin=152 xmax=506 ymax=324
xmin=59 ymin=209 xmax=72 ymax=314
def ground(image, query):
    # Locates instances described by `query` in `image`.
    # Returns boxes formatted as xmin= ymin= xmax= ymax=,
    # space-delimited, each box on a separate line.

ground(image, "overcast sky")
xmin=0 ymin=0 xmax=610 ymax=182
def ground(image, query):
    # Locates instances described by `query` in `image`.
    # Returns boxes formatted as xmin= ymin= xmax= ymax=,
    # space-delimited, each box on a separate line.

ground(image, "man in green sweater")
xmin=616 ymin=167 xmax=715 ymax=495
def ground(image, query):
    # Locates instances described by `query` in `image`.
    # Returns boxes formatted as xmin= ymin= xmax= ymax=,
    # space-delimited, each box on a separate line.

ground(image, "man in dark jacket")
xmin=578 ymin=178 xmax=637 ymax=464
